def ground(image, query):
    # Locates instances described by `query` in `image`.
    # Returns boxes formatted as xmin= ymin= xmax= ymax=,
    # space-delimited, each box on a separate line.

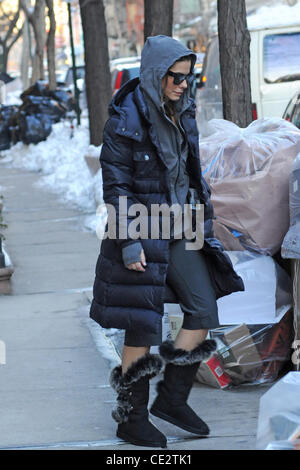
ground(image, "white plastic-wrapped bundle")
xmin=200 ymin=118 xmax=300 ymax=255
xmin=256 ymin=372 xmax=300 ymax=450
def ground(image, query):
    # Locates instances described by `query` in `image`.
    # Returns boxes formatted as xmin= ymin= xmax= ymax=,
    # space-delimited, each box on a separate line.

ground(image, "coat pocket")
xmin=133 ymin=151 xmax=161 ymax=179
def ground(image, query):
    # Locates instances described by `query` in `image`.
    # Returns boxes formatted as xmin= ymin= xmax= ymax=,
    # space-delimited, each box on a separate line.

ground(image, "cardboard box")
xmin=168 ymin=312 xmax=184 ymax=341
xmin=162 ymin=304 xmax=184 ymax=341
xmin=213 ymin=324 xmax=263 ymax=384
xmin=196 ymin=353 xmax=232 ymax=389
xmin=151 ymin=311 xmax=172 ymax=355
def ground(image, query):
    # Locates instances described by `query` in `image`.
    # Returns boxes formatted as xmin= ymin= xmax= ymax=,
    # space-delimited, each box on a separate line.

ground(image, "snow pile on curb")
xmin=1 ymin=119 xmax=106 ymax=233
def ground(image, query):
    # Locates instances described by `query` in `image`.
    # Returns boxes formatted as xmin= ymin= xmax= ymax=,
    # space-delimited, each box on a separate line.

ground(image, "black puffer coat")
xmin=90 ymin=38 xmax=244 ymax=335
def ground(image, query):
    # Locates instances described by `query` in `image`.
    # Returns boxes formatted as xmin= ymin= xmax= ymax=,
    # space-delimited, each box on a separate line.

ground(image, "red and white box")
xmin=196 ymin=353 xmax=232 ymax=389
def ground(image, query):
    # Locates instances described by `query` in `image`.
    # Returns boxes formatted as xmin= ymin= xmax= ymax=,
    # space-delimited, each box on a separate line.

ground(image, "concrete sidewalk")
xmin=0 ymin=163 xmax=270 ymax=450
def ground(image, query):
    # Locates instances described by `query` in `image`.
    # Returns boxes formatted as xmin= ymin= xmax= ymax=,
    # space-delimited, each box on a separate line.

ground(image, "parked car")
xmin=63 ymin=65 xmax=85 ymax=88
xmin=60 ymin=65 xmax=85 ymax=109
xmin=283 ymin=91 xmax=300 ymax=129
xmin=110 ymin=56 xmax=141 ymax=68
xmin=110 ymin=59 xmax=140 ymax=95
xmin=197 ymin=23 xmax=300 ymax=126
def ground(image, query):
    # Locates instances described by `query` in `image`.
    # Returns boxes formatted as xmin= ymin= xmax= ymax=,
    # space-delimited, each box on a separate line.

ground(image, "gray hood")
xmin=139 ymin=35 xmax=196 ymax=112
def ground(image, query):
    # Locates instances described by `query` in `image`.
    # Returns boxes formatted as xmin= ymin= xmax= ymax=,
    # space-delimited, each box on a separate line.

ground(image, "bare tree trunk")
xmin=46 ymin=0 xmax=56 ymax=90
xmin=31 ymin=0 xmax=46 ymax=83
xmin=111 ymin=0 xmax=129 ymax=57
xmin=144 ymin=0 xmax=173 ymax=42
xmin=21 ymin=18 xmax=31 ymax=90
xmin=2 ymin=46 xmax=9 ymax=74
xmin=217 ymin=0 xmax=252 ymax=127
xmin=198 ymin=0 xmax=215 ymax=49
xmin=79 ymin=0 xmax=111 ymax=146
xmin=21 ymin=0 xmax=46 ymax=83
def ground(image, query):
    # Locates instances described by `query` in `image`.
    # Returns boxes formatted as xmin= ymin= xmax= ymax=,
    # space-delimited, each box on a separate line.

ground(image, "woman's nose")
xmin=180 ymin=79 xmax=188 ymax=89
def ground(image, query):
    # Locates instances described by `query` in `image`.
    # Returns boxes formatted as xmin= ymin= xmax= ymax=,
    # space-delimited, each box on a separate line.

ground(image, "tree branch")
xmin=7 ymin=22 xmax=23 ymax=51
xmin=4 ymin=7 xmax=20 ymax=43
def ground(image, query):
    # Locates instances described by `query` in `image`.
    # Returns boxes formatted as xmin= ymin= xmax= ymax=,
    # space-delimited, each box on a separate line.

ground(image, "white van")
xmin=197 ymin=22 xmax=300 ymax=128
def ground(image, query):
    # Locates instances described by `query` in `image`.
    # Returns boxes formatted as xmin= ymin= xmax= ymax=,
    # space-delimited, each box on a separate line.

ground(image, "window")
xmin=284 ymin=98 xmax=296 ymax=122
xmin=263 ymin=33 xmax=300 ymax=84
xmin=291 ymin=97 xmax=300 ymax=129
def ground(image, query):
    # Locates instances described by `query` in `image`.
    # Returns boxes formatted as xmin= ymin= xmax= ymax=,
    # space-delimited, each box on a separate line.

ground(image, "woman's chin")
xmin=169 ymin=95 xmax=181 ymax=102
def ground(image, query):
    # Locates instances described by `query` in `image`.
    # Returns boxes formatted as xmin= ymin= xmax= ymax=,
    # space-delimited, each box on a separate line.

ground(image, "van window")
xmin=263 ymin=33 xmax=300 ymax=84
xmin=292 ymin=105 xmax=300 ymax=129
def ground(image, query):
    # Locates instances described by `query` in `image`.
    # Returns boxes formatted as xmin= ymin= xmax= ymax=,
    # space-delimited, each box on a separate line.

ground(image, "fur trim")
xmin=112 ymin=392 xmax=133 ymax=423
xmin=109 ymin=365 xmax=123 ymax=393
xmin=110 ymin=353 xmax=163 ymax=423
xmin=112 ymin=405 xmax=131 ymax=424
xmin=159 ymin=339 xmax=217 ymax=365
xmin=110 ymin=353 xmax=163 ymax=392
xmin=111 ymin=388 xmax=133 ymax=424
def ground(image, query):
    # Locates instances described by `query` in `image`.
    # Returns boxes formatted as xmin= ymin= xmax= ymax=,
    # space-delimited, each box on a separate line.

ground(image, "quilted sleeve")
xmin=100 ymin=116 xmax=142 ymax=249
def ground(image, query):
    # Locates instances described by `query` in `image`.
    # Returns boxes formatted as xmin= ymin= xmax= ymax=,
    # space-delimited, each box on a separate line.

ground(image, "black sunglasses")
xmin=167 ymin=70 xmax=194 ymax=85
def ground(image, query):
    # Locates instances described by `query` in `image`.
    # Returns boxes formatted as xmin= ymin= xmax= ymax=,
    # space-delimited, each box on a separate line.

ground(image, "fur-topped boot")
xmin=110 ymin=353 xmax=167 ymax=448
xmin=150 ymin=339 xmax=217 ymax=436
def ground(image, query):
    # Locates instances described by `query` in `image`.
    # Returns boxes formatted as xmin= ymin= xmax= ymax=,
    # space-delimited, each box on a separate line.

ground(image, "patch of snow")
xmin=2 ymin=119 xmax=105 ymax=215
xmin=86 ymin=144 xmax=102 ymax=158
xmin=4 ymin=89 xmax=23 ymax=106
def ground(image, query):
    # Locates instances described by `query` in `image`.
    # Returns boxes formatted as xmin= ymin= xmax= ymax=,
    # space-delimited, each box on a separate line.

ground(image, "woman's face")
xmin=162 ymin=59 xmax=192 ymax=101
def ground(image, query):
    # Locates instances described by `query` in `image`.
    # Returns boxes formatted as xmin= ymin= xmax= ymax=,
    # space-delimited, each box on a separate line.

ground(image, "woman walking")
xmin=90 ymin=35 xmax=244 ymax=448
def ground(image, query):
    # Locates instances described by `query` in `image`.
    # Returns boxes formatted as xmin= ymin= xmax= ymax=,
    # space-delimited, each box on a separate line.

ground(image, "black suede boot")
xmin=110 ymin=353 xmax=167 ymax=448
xmin=150 ymin=339 xmax=217 ymax=436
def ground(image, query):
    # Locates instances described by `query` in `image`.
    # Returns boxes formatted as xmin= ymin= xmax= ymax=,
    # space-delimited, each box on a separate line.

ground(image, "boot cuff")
xmin=159 ymin=339 xmax=217 ymax=365
xmin=110 ymin=353 xmax=163 ymax=392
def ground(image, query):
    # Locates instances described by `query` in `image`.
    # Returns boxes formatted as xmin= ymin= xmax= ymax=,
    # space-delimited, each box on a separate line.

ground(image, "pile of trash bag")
xmin=0 ymin=105 xmax=19 ymax=150
xmin=193 ymin=118 xmax=300 ymax=387
xmin=200 ymin=118 xmax=300 ymax=256
xmin=196 ymin=309 xmax=294 ymax=388
xmin=0 ymin=80 xmax=76 ymax=149
xmin=167 ymin=249 xmax=294 ymax=387
xmin=193 ymin=250 xmax=294 ymax=388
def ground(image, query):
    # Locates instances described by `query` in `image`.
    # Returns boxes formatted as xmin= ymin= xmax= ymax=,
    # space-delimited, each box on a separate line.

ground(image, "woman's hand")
xmin=126 ymin=249 xmax=147 ymax=272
